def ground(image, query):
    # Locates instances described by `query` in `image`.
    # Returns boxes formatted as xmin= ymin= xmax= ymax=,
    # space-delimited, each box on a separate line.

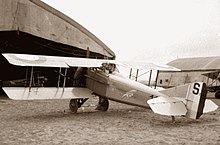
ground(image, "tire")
xmin=69 ymin=99 xmax=78 ymax=113
xmin=215 ymin=90 xmax=220 ymax=99
xmin=96 ymin=97 xmax=109 ymax=111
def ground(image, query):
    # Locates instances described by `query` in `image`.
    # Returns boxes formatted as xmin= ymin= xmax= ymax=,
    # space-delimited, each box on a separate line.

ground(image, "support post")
xmin=148 ymin=70 xmax=152 ymax=86
xmin=29 ymin=66 xmax=34 ymax=92
xmin=207 ymin=74 xmax=210 ymax=85
xmin=135 ymin=69 xmax=139 ymax=81
xmin=129 ymin=68 xmax=132 ymax=79
xmin=87 ymin=47 xmax=90 ymax=58
xmin=63 ymin=68 xmax=68 ymax=90
xmin=154 ymin=70 xmax=159 ymax=89
xmin=25 ymin=66 xmax=28 ymax=87
xmin=57 ymin=67 xmax=61 ymax=88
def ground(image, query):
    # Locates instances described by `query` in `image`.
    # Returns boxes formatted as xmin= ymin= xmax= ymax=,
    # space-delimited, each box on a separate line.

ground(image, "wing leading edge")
xmin=2 ymin=53 xmax=106 ymax=68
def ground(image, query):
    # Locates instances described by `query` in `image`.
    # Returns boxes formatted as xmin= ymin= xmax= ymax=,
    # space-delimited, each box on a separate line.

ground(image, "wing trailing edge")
xmin=3 ymin=87 xmax=94 ymax=100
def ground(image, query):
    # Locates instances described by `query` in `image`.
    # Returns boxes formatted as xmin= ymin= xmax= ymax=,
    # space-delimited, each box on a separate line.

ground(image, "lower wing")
xmin=3 ymin=87 xmax=94 ymax=100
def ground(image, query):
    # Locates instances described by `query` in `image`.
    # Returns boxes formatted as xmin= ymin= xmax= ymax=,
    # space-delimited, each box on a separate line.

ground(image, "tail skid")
xmin=147 ymin=82 xmax=218 ymax=119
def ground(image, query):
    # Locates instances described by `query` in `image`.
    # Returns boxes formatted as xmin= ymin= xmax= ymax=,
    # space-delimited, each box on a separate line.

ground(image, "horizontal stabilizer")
xmin=147 ymin=96 xmax=187 ymax=116
xmin=203 ymin=99 xmax=218 ymax=113
xmin=3 ymin=87 xmax=94 ymax=100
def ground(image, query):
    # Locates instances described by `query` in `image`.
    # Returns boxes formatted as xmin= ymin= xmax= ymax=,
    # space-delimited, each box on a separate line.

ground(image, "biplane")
xmin=1 ymin=53 xmax=218 ymax=120
xmin=155 ymin=56 xmax=220 ymax=99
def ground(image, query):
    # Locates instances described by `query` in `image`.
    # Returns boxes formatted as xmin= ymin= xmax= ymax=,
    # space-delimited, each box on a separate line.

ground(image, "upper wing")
xmin=115 ymin=60 xmax=180 ymax=71
xmin=2 ymin=53 xmax=180 ymax=71
xmin=2 ymin=53 xmax=109 ymax=68
xmin=2 ymin=53 xmax=69 ymax=68
xmin=202 ymin=71 xmax=220 ymax=80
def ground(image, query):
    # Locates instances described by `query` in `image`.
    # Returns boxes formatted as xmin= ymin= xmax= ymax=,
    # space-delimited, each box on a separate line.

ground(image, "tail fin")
xmin=184 ymin=82 xmax=207 ymax=119
xmin=149 ymin=82 xmax=218 ymax=119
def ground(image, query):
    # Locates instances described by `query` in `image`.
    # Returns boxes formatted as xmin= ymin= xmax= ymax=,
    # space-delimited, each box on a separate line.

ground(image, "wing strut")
xmin=56 ymin=67 xmax=68 ymax=91
xmin=63 ymin=68 xmax=68 ymax=90
xmin=154 ymin=70 xmax=159 ymax=89
xmin=29 ymin=66 xmax=34 ymax=92
xmin=135 ymin=69 xmax=139 ymax=81
xmin=57 ymin=67 xmax=61 ymax=88
xmin=148 ymin=70 xmax=152 ymax=86
xmin=25 ymin=66 xmax=29 ymax=87
xmin=129 ymin=68 xmax=132 ymax=79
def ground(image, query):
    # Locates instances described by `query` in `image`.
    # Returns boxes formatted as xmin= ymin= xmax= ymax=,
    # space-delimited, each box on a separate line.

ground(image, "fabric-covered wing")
xmin=147 ymin=96 xmax=187 ymax=116
xmin=3 ymin=87 xmax=94 ymax=100
xmin=116 ymin=60 xmax=180 ymax=71
xmin=202 ymin=71 xmax=220 ymax=80
xmin=2 ymin=53 xmax=109 ymax=68
xmin=2 ymin=53 xmax=180 ymax=71
xmin=2 ymin=53 xmax=69 ymax=67
xmin=65 ymin=57 xmax=113 ymax=68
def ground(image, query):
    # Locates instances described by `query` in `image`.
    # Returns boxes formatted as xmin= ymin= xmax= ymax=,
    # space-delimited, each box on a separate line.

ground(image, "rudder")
xmin=185 ymin=82 xmax=207 ymax=119
xmin=159 ymin=82 xmax=208 ymax=119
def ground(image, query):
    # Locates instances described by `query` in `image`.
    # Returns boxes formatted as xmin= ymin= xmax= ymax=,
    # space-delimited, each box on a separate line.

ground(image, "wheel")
xmin=69 ymin=99 xmax=78 ymax=113
xmin=96 ymin=97 xmax=109 ymax=111
xmin=215 ymin=90 xmax=220 ymax=99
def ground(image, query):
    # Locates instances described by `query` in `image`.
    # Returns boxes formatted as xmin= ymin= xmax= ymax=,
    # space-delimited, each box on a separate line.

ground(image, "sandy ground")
xmin=0 ymin=93 xmax=220 ymax=145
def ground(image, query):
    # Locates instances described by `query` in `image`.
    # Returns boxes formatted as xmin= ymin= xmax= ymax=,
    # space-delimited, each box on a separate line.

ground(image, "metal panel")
xmin=85 ymin=70 xmax=108 ymax=97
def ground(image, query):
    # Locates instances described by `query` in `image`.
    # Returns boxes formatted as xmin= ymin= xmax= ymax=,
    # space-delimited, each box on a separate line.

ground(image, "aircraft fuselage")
xmin=86 ymin=69 xmax=165 ymax=108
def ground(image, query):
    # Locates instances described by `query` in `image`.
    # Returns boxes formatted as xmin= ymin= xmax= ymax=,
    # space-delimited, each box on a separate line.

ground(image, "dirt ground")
xmin=0 ymin=93 xmax=220 ymax=145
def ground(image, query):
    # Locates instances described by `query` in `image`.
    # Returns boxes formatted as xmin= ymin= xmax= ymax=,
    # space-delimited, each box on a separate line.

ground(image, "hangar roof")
xmin=167 ymin=56 xmax=220 ymax=71
xmin=0 ymin=0 xmax=115 ymax=58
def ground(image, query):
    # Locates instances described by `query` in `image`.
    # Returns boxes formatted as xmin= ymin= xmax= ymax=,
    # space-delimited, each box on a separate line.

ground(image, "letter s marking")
xmin=193 ymin=83 xmax=200 ymax=95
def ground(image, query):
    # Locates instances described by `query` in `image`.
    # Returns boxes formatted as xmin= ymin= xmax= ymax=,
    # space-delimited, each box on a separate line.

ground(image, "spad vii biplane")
xmin=1 ymin=53 xmax=218 ymax=121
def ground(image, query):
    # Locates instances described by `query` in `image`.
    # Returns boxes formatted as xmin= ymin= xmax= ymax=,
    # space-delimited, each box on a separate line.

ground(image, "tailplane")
xmin=147 ymin=82 xmax=218 ymax=119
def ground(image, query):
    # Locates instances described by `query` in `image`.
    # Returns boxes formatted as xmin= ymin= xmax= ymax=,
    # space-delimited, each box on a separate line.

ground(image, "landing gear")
xmin=69 ymin=98 xmax=88 ymax=113
xmin=69 ymin=97 xmax=109 ymax=113
xmin=171 ymin=116 xmax=176 ymax=123
xmin=69 ymin=99 xmax=78 ymax=113
xmin=96 ymin=97 xmax=109 ymax=111
xmin=215 ymin=90 xmax=220 ymax=99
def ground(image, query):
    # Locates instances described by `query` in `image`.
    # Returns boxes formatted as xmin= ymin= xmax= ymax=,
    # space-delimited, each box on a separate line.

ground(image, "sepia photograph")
xmin=0 ymin=0 xmax=220 ymax=144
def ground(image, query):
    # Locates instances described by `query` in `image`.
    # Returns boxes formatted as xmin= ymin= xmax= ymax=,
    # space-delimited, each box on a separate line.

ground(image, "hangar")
xmin=157 ymin=56 xmax=220 ymax=98
xmin=0 ymin=0 xmax=115 ymax=87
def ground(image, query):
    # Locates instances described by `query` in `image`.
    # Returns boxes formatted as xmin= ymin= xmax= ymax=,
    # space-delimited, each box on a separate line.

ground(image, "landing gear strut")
xmin=171 ymin=116 xmax=176 ymax=123
xmin=96 ymin=97 xmax=109 ymax=111
xmin=69 ymin=98 xmax=88 ymax=113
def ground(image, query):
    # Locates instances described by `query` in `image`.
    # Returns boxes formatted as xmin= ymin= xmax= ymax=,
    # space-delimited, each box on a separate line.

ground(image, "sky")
xmin=42 ymin=0 xmax=220 ymax=64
